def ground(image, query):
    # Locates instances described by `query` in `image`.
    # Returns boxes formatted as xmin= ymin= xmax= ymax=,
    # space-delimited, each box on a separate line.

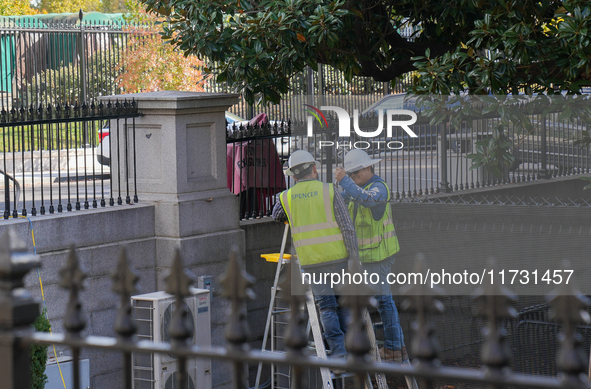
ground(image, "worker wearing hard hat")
xmin=273 ymin=150 xmax=358 ymax=363
xmin=335 ymin=149 xmax=407 ymax=364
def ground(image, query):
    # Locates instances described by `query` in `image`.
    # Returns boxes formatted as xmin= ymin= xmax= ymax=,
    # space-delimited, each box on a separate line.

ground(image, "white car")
xmin=96 ymin=125 xmax=110 ymax=166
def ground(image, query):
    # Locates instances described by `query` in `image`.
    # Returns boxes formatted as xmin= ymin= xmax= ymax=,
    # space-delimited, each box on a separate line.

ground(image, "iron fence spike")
xmin=60 ymin=246 xmax=87 ymax=334
xmin=401 ymin=254 xmax=444 ymax=363
xmin=473 ymin=258 xmax=517 ymax=369
xmin=164 ymin=249 xmax=197 ymax=343
xmin=164 ymin=248 xmax=195 ymax=300
xmin=219 ymin=246 xmax=254 ymax=346
xmin=279 ymin=261 xmax=308 ymax=352
xmin=111 ymin=247 xmax=139 ymax=339
xmin=546 ymin=264 xmax=591 ymax=380
xmin=0 ymin=229 xmax=38 ymax=273
xmin=340 ymin=259 xmax=376 ymax=358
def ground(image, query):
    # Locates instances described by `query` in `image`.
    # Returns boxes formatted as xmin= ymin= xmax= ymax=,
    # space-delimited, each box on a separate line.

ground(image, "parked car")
xmin=96 ymin=125 xmax=110 ymax=166
xmin=360 ymin=93 xmax=477 ymax=151
xmin=362 ymin=93 xmax=419 ymax=114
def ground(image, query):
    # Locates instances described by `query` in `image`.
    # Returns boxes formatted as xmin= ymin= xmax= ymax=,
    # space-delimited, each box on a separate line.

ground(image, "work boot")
xmin=379 ymin=346 xmax=408 ymax=363
xmin=331 ymin=368 xmax=346 ymax=376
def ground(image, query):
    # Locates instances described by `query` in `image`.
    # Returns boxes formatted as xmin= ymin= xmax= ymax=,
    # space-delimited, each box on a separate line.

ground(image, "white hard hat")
xmin=343 ymin=149 xmax=382 ymax=172
xmin=285 ymin=150 xmax=320 ymax=176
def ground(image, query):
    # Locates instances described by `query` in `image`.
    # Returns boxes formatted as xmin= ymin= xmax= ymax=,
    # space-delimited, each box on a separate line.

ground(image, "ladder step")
xmin=261 ymin=349 xmax=285 ymax=355
xmin=330 ymin=371 xmax=356 ymax=379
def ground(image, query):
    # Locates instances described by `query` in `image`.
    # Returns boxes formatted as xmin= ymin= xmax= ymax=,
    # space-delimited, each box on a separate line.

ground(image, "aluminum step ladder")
xmin=254 ymin=223 xmax=391 ymax=389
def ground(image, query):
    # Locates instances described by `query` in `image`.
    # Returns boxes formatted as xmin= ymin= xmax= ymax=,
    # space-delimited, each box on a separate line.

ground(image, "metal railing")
xmin=226 ymin=120 xmax=292 ymax=220
xmin=206 ymin=65 xmax=413 ymax=122
xmin=1 ymin=16 xmax=412 ymax=124
xmin=0 ymin=12 xmax=151 ymax=111
xmin=0 ymin=12 xmax=416 ymax=139
xmin=0 ymin=99 xmax=141 ymax=218
xmin=229 ymin=109 xmax=591 ymax=219
xmin=309 ymin=113 xmax=591 ymax=197
xmin=2 ymin=229 xmax=591 ymax=389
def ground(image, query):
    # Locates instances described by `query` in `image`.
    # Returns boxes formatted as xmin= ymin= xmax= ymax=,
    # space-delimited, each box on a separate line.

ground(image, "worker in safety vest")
xmin=335 ymin=149 xmax=408 ymax=364
xmin=273 ymin=150 xmax=359 ymax=361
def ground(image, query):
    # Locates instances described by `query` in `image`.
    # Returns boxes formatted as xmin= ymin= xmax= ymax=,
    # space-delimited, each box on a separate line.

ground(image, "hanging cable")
xmin=25 ymin=216 xmax=67 ymax=389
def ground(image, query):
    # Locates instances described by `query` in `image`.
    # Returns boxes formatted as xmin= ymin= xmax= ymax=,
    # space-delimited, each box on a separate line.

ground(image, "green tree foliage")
xmin=100 ymin=0 xmax=127 ymax=13
xmin=2 ymin=0 xmax=127 ymax=18
xmin=31 ymin=308 xmax=51 ymax=389
xmin=115 ymin=30 xmax=207 ymax=93
xmin=38 ymin=0 xmax=101 ymax=14
xmin=0 ymin=0 xmax=38 ymax=15
xmin=138 ymin=0 xmax=591 ymax=105
xmin=115 ymin=4 xmax=207 ymax=94
xmin=27 ymin=49 xmax=122 ymax=104
xmin=123 ymin=0 xmax=157 ymax=25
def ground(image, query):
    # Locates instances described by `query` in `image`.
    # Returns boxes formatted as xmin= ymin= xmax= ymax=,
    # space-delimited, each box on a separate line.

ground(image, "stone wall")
xmin=4 ymin=205 xmax=289 ymax=389
xmin=4 ymin=205 xmax=155 ymax=388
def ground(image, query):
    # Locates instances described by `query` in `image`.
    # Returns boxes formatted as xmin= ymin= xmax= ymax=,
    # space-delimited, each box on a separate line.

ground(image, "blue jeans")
xmin=308 ymin=261 xmax=349 ymax=358
xmin=362 ymin=256 xmax=405 ymax=350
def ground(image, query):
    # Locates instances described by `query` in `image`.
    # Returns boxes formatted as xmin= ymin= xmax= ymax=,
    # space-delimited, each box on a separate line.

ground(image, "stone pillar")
xmin=101 ymin=91 xmax=244 ymax=389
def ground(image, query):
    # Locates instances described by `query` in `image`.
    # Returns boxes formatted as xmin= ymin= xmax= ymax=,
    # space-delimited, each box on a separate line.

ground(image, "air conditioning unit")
xmin=131 ymin=288 xmax=212 ymax=389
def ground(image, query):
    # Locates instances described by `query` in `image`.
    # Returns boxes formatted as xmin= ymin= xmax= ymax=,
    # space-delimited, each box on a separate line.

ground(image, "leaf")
xmin=296 ymin=32 xmax=306 ymax=42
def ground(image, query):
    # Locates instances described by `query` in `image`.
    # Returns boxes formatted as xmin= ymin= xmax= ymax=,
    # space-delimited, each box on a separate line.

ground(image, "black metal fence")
xmin=0 ymin=13 xmax=151 ymax=111
xmin=226 ymin=120 xmax=292 ymax=220
xmin=207 ymin=65 xmax=413 ymax=122
xmin=3 ymin=229 xmax=591 ymax=389
xmin=1 ymin=14 xmax=413 ymax=125
xmin=230 ymin=106 xmax=591 ymax=219
xmin=0 ymin=99 xmax=140 ymax=218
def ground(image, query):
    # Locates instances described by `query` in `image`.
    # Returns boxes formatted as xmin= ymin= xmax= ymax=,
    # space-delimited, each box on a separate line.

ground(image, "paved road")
xmin=314 ymin=150 xmax=441 ymax=194
xmin=0 ymin=170 xmax=115 ymax=217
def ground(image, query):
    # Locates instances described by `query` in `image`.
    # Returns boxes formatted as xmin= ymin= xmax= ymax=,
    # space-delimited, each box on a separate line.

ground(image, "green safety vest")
xmin=348 ymin=181 xmax=400 ymax=263
xmin=280 ymin=181 xmax=349 ymax=267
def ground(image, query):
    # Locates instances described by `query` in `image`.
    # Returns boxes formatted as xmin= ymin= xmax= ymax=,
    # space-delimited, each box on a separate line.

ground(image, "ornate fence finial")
xmin=473 ymin=258 xmax=516 ymax=372
xmin=111 ymin=247 xmax=139 ymax=339
xmin=219 ymin=246 xmax=255 ymax=347
xmin=0 ymin=229 xmax=40 ymax=329
xmin=547 ymin=262 xmax=590 ymax=383
xmin=0 ymin=230 xmax=41 ymax=389
xmin=59 ymin=246 xmax=87 ymax=335
xmin=401 ymin=254 xmax=444 ymax=364
xmin=340 ymin=259 xmax=377 ymax=360
xmin=279 ymin=259 xmax=308 ymax=353
xmin=164 ymin=249 xmax=196 ymax=343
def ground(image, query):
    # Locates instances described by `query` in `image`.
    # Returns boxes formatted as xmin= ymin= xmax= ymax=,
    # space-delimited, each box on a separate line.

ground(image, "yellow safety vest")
xmin=280 ymin=181 xmax=349 ymax=267
xmin=348 ymin=181 xmax=400 ymax=263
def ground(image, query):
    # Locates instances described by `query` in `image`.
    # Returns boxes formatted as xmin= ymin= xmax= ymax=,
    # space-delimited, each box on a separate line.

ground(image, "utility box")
xmin=45 ymin=357 xmax=90 ymax=389
xmin=131 ymin=288 xmax=212 ymax=389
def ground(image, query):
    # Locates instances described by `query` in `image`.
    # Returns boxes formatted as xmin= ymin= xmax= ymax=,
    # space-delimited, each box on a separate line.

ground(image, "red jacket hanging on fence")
xmin=226 ymin=139 xmax=287 ymax=196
